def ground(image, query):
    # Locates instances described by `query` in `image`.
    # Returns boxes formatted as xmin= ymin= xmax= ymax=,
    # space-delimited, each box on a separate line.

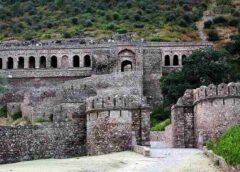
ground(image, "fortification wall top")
xmin=86 ymin=94 xmax=148 ymax=112
xmin=175 ymin=82 xmax=240 ymax=107
xmin=0 ymin=38 xmax=212 ymax=51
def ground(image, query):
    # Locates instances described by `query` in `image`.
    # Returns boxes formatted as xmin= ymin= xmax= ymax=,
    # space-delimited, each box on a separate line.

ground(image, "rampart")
xmin=0 ymin=122 xmax=86 ymax=164
xmin=171 ymin=82 xmax=240 ymax=148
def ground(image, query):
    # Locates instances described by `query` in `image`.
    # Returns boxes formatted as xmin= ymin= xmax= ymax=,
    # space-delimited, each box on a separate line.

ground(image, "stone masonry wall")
xmin=0 ymin=122 xmax=86 ymax=164
xmin=171 ymin=82 xmax=240 ymax=148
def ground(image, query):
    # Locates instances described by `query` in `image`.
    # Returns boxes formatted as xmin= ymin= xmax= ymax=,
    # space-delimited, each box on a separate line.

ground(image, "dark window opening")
xmin=173 ymin=55 xmax=179 ymax=66
xmin=165 ymin=55 xmax=170 ymax=66
xmin=49 ymin=114 xmax=53 ymax=122
xmin=0 ymin=58 xmax=2 ymax=69
xmin=73 ymin=55 xmax=80 ymax=67
xmin=29 ymin=56 xmax=35 ymax=68
xmin=84 ymin=55 xmax=91 ymax=67
xmin=51 ymin=56 xmax=58 ymax=68
xmin=121 ymin=60 xmax=132 ymax=72
xmin=40 ymin=56 xmax=46 ymax=68
xmin=7 ymin=57 xmax=13 ymax=69
xmin=182 ymin=55 xmax=187 ymax=65
xmin=18 ymin=57 xmax=24 ymax=69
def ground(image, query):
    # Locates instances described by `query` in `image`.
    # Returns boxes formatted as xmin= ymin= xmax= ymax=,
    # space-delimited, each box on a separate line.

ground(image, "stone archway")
xmin=118 ymin=49 xmax=136 ymax=72
xmin=121 ymin=60 xmax=132 ymax=72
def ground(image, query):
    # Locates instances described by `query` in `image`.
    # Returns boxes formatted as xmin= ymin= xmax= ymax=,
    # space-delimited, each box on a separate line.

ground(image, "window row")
xmin=0 ymin=55 xmax=91 ymax=69
xmin=164 ymin=55 xmax=187 ymax=66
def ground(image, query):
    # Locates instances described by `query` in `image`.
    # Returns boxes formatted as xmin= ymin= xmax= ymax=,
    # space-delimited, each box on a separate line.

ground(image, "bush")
xmin=208 ymin=30 xmax=220 ymax=41
xmin=34 ymin=117 xmax=49 ymax=123
xmin=11 ymin=112 xmax=22 ymax=120
xmin=213 ymin=16 xmax=228 ymax=25
xmin=178 ymin=19 xmax=188 ymax=27
xmin=206 ymin=125 xmax=240 ymax=166
xmin=204 ymin=20 xmax=213 ymax=29
xmin=106 ymin=23 xmax=115 ymax=30
xmin=117 ymin=28 xmax=127 ymax=34
xmin=151 ymin=119 xmax=171 ymax=131
xmin=71 ymin=17 xmax=78 ymax=25
xmin=0 ymin=106 xmax=7 ymax=118
xmin=63 ymin=32 xmax=71 ymax=38
xmin=228 ymin=18 xmax=239 ymax=27
xmin=84 ymin=19 xmax=93 ymax=27
xmin=133 ymin=23 xmax=145 ymax=28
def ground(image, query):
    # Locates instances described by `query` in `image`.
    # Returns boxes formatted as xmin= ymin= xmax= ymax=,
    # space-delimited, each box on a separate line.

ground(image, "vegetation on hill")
xmin=0 ymin=0 xmax=208 ymax=41
xmin=206 ymin=125 xmax=240 ymax=166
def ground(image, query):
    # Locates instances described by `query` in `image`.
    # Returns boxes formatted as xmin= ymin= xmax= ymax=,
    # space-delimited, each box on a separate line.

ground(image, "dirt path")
xmin=0 ymin=149 xmax=222 ymax=172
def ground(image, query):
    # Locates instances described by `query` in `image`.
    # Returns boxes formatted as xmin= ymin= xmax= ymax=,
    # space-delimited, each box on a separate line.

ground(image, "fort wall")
xmin=0 ymin=122 xmax=86 ymax=164
xmin=171 ymin=82 xmax=240 ymax=148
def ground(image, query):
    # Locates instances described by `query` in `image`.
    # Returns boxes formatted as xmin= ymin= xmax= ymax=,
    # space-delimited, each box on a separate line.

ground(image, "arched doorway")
xmin=121 ymin=60 xmax=132 ymax=72
xmin=164 ymin=55 xmax=170 ymax=66
xmin=18 ymin=57 xmax=24 ymax=69
xmin=73 ymin=55 xmax=80 ymax=67
xmin=29 ymin=56 xmax=35 ymax=68
xmin=7 ymin=57 xmax=13 ymax=69
xmin=173 ymin=55 xmax=179 ymax=66
xmin=51 ymin=56 xmax=58 ymax=68
xmin=118 ymin=49 xmax=136 ymax=72
xmin=61 ymin=55 xmax=69 ymax=69
xmin=84 ymin=55 xmax=91 ymax=67
xmin=40 ymin=56 xmax=46 ymax=68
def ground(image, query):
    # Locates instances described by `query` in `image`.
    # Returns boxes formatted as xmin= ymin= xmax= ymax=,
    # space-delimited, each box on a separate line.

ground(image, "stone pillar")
xmin=170 ymin=55 xmax=173 ymax=66
xmin=13 ymin=58 xmax=18 ymax=69
xmin=171 ymin=105 xmax=185 ymax=148
xmin=57 ymin=56 xmax=61 ymax=69
xmin=80 ymin=56 xmax=84 ymax=67
xmin=35 ymin=57 xmax=40 ymax=69
xmin=69 ymin=56 xmax=73 ymax=68
xmin=24 ymin=57 xmax=29 ymax=69
xmin=171 ymin=105 xmax=194 ymax=148
xmin=141 ymin=109 xmax=150 ymax=146
xmin=46 ymin=56 xmax=51 ymax=68
xmin=2 ymin=58 xmax=7 ymax=69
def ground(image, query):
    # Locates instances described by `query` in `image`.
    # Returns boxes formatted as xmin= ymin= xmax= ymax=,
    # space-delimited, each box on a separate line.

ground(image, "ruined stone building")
xmin=0 ymin=39 xmax=211 ymax=163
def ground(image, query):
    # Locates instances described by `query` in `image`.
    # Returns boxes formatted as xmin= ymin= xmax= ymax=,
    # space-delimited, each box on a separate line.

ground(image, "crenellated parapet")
xmin=86 ymin=95 xmax=148 ymax=112
xmin=193 ymin=82 xmax=240 ymax=104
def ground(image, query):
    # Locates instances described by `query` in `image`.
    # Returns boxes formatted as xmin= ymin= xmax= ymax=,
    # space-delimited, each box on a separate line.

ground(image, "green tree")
xmin=160 ymin=48 xmax=238 ymax=106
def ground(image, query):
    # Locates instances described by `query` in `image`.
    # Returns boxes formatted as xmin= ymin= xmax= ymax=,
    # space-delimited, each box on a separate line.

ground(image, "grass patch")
xmin=0 ymin=106 xmax=7 ymax=118
xmin=206 ymin=125 xmax=240 ymax=166
xmin=34 ymin=117 xmax=49 ymax=123
xmin=151 ymin=118 xmax=171 ymax=131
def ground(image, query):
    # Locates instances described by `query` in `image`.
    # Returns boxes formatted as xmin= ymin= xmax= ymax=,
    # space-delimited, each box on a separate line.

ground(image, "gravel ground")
xmin=0 ymin=149 xmax=222 ymax=172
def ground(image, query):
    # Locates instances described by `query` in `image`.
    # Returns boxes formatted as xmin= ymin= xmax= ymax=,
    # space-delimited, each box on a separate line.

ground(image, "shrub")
xmin=106 ymin=23 xmax=115 ymax=30
xmin=63 ymin=32 xmax=71 ymax=38
xmin=151 ymin=118 xmax=171 ymax=131
xmin=206 ymin=125 xmax=240 ymax=166
xmin=228 ymin=18 xmax=239 ymax=27
xmin=213 ymin=16 xmax=228 ymax=25
xmin=208 ymin=30 xmax=220 ymax=41
xmin=133 ymin=23 xmax=145 ymax=28
xmin=0 ymin=106 xmax=7 ymax=118
xmin=117 ymin=28 xmax=127 ymax=34
xmin=204 ymin=20 xmax=213 ymax=29
xmin=11 ymin=112 xmax=22 ymax=120
xmin=178 ymin=19 xmax=188 ymax=27
xmin=84 ymin=19 xmax=93 ymax=27
xmin=34 ymin=117 xmax=49 ymax=123
xmin=71 ymin=17 xmax=78 ymax=25
xmin=113 ymin=12 xmax=120 ymax=20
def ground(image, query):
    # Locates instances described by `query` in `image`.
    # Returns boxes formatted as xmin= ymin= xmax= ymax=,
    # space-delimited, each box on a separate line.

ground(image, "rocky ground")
xmin=0 ymin=149 xmax=222 ymax=172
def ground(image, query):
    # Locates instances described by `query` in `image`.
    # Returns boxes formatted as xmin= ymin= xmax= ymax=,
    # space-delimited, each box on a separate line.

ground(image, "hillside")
xmin=0 ymin=0 xmax=209 ymax=42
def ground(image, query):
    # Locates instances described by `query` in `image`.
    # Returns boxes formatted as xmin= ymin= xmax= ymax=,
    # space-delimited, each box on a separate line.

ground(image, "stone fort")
xmin=0 ymin=38 xmax=216 ymax=163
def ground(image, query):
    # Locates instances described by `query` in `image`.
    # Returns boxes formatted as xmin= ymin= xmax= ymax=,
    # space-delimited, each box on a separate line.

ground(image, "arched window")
xmin=84 ymin=55 xmax=91 ymax=67
xmin=164 ymin=55 xmax=170 ymax=66
xmin=18 ymin=57 xmax=24 ymax=69
xmin=121 ymin=60 xmax=132 ymax=72
xmin=29 ymin=56 xmax=35 ymax=68
xmin=0 ymin=58 xmax=2 ymax=69
xmin=73 ymin=55 xmax=80 ymax=67
xmin=173 ymin=55 xmax=179 ymax=66
xmin=40 ymin=56 xmax=46 ymax=68
xmin=7 ymin=57 xmax=13 ymax=69
xmin=182 ymin=55 xmax=187 ymax=65
xmin=51 ymin=56 xmax=58 ymax=68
